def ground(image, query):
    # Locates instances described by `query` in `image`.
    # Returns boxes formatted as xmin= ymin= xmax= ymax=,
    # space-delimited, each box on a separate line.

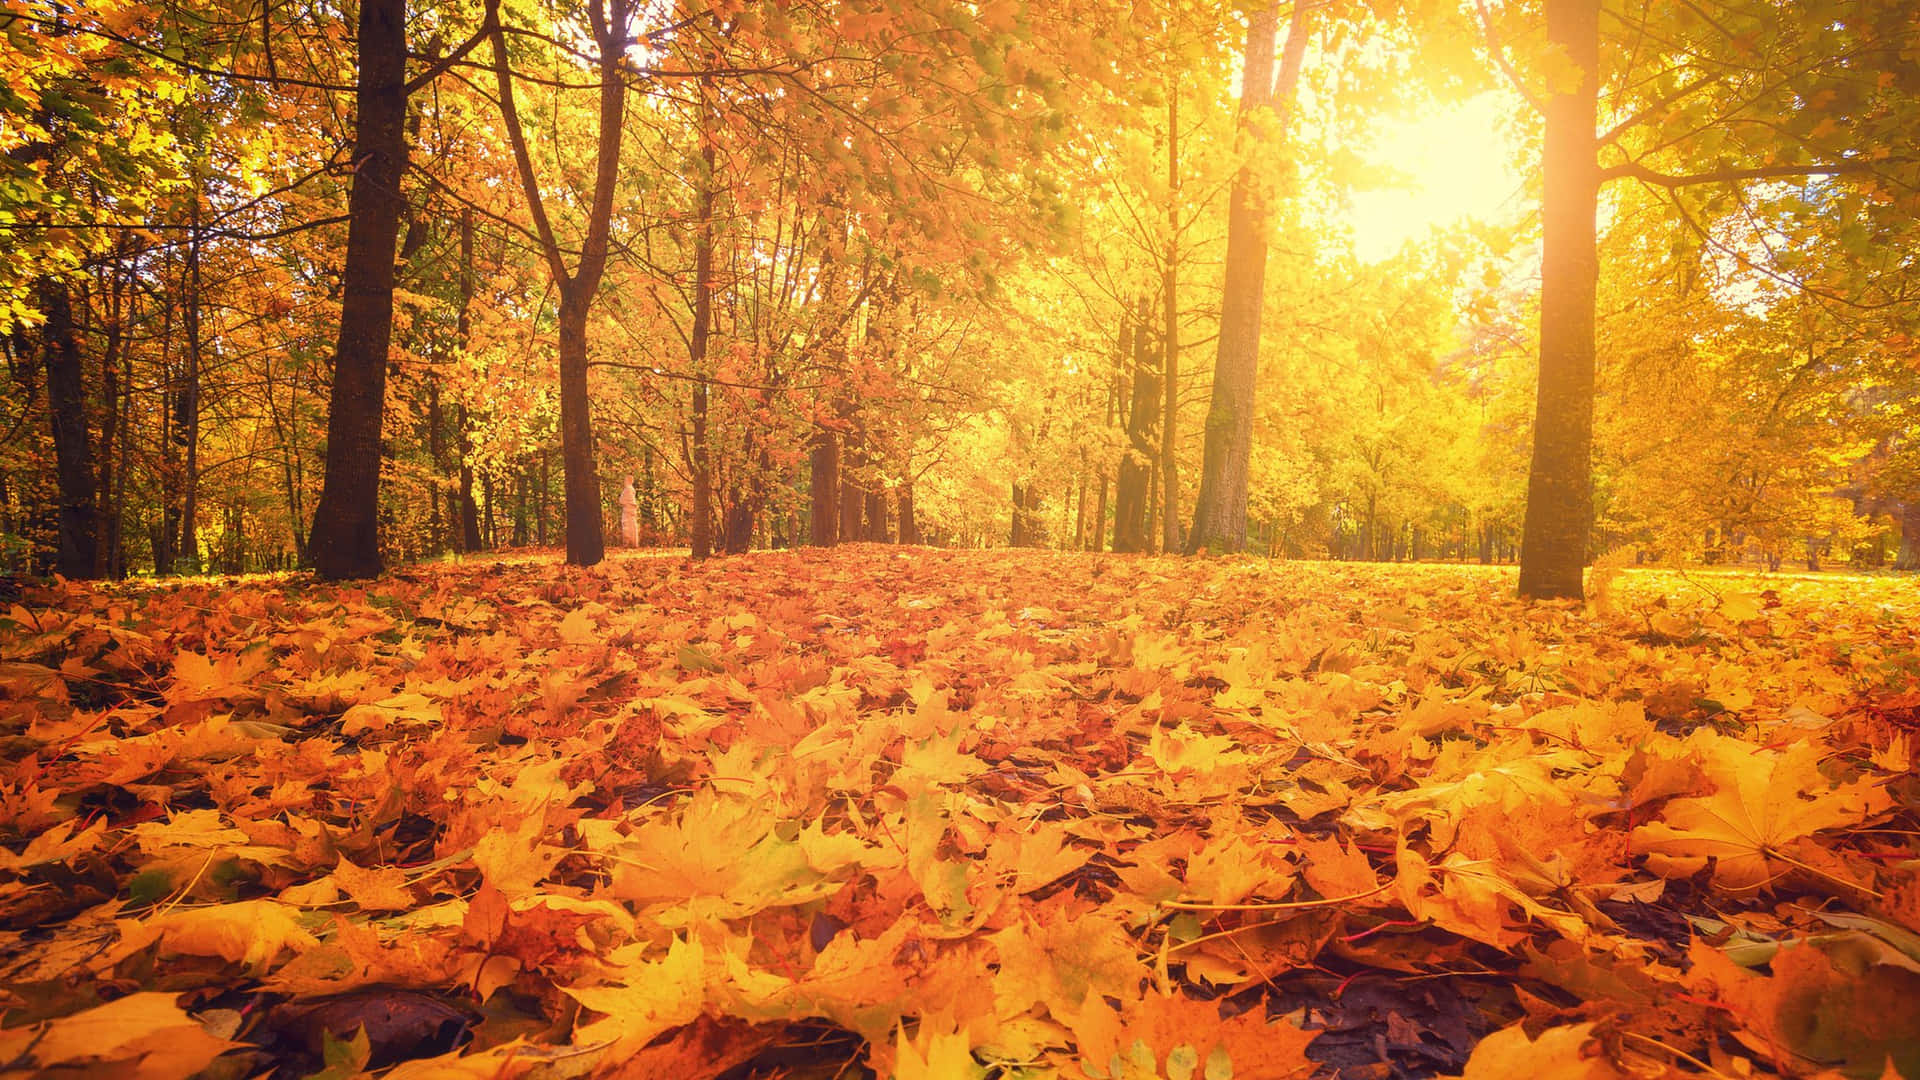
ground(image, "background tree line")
xmin=1 ymin=0 xmax=1915 ymax=599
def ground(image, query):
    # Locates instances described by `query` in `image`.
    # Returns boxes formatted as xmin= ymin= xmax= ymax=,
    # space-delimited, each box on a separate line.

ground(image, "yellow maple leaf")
xmin=0 ymin=992 xmax=235 ymax=1078
xmin=985 ymin=822 xmax=1088 ymax=894
xmin=340 ymin=692 xmax=444 ymax=736
xmin=892 ymin=1011 xmax=979 ymax=1080
xmin=1631 ymin=740 xmax=1890 ymax=893
xmin=472 ymin=814 xmax=565 ymax=897
xmin=991 ymin=911 xmax=1141 ymax=1021
xmin=566 ymin=935 xmax=706 ymax=1054
xmin=116 ymin=899 xmax=319 ymax=972
xmin=1450 ymin=1021 xmax=1627 ymax=1079
xmin=332 ymin=856 xmax=416 ymax=911
xmin=0 ymin=817 xmax=104 ymax=873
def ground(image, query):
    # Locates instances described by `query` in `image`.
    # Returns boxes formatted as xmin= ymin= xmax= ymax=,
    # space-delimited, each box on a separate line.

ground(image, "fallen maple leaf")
xmin=1447 ymin=1021 xmax=1627 ymax=1080
xmin=0 ymin=991 xmax=235 ymax=1078
xmin=1632 ymin=739 xmax=1890 ymax=893
xmin=114 ymin=898 xmax=321 ymax=972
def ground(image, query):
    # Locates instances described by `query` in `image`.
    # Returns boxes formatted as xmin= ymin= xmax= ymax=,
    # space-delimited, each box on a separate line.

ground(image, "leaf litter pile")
xmin=3 ymin=547 xmax=1919 ymax=1080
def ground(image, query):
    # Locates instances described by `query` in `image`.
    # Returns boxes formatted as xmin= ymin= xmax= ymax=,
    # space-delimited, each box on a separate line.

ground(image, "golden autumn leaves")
xmin=0 ymin=549 xmax=1916 ymax=1078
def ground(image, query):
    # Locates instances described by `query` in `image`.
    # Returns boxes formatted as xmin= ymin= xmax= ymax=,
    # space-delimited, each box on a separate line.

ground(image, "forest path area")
xmin=1 ymin=548 xmax=1917 ymax=1078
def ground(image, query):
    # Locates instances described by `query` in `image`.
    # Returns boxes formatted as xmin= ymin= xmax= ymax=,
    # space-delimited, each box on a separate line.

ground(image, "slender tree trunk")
xmin=839 ymin=426 xmax=865 ymax=541
xmin=155 ymin=300 xmax=177 ymax=573
xmin=97 ymin=249 xmax=126 ymax=577
xmin=39 ymin=277 xmax=97 ymax=578
xmin=111 ymin=330 xmax=132 ymax=577
xmin=454 ymin=212 xmax=483 ymax=553
xmin=181 ymin=194 xmax=203 ymax=573
xmin=308 ymin=0 xmax=409 ymax=580
xmin=690 ymin=381 xmax=712 ymax=557
xmin=1187 ymin=0 xmax=1310 ymax=554
xmin=688 ymin=81 xmax=717 ymax=560
xmin=1517 ymin=0 xmax=1601 ymax=600
xmin=1160 ymin=84 xmax=1181 ymax=554
xmin=426 ymin=378 xmax=445 ymax=549
xmin=491 ymin=0 xmax=626 ymax=567
xmin=1074 ymin=466 xmax=1088 ymax=550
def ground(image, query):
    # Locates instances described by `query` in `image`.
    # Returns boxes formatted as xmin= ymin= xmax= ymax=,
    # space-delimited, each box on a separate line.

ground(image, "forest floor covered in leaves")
xmin=2 ymin=547 xmax=1918 ymax=1080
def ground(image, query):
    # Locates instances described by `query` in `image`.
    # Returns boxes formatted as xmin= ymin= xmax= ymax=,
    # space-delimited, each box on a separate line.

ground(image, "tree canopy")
xmin=0 ymin=0 xmax=1915 ymax=590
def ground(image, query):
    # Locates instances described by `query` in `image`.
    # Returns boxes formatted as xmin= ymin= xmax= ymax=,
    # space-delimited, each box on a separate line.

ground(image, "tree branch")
xmin=1601 ymin=158 xmax=1886 ymax=187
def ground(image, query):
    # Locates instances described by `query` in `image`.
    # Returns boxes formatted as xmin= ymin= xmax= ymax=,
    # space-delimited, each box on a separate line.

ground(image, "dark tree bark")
xmin=39 ymin=277 xmax=97 ymax=578
xmin=897 ymin=479 xmax=919 ymax=544
xmin=180 ymin=195 xmax=204 ymax=573
xmin=1112 ymin=308 xmax=1157 ymax=553
xmin=810 ymin=430 xmax=839 ymax=546
xmin=688 ymin=81 xmax=717 ymax=561
xmin=1517 ymin=0 xmax=1601 ymax=600
xmin=454 ymin=211 xmax=484 ymax=553
xmin=308 ymin=0 xmax=409 ymax=579
xmin=1186 ymin=0 xmax=1309 ymax=554
xmin=492 ymin=0 xmax=628 ymax=567
xmin=838 ymin=426 xmax=865 ymax=541
xmin=97 ymin=243 xmax=129 ymax=577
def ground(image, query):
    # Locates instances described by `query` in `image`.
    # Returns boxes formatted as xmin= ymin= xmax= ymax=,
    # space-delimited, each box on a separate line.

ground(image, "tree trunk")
xmin=181 ymin=193 xmax=204 ymax=573
xmin=688 ymin=83 xmax=717 ymax=560
xmin=810 ymin=430 xmax=839 ymax=546
xmin=39 ymin=277 xmax=97 ymax=578
xmin=555 ymin=288 xmax=606 ymax=564
xmin=491 ymin=0 xmax=625 ymax=567
xmin=1897 ymin=502 xmax=1920 ymax=570
xmin=308 ymin=0 xmax=408 ymax=580
xmin=1517 ymin=0 xmax=1601 ymax=601
xmin=1186 ymin=0 xmax=1309 ymax=554
xmin=454 ymin=212 xmax=483 ymax=553
xmin=838 ymin=426 xmax=865 ymax=541
xmin=1160 ymin=84 xmax=1182 ymax=554
xmin=690 ymin=380 xmax=712 ymax=558
xmin=1112 ymin=310 xmax=1157 ymax=553
xmin=897 ymin=480 xmax=919 ymax=544
xmin=97 ymin=249 xmax=127 ymax=577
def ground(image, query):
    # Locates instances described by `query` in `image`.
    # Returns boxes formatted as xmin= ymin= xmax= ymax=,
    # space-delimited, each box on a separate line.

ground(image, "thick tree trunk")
xmin=838 ymin=427 xmax=865 ymax=541
xmin=810 ymin=430 xmax=839 ymax=546
xmin=1112 ymin=309 xmax=1157 ymax=553
xmin=1517 ymin=0 xmax=1601 ymax=601
xmin=555 ymin=288 xmax=605 ymax=565
xmin=1896 ymin=502 xmax=1920 ymax=570
xmin=897 ymin=480 xmax=919 ymax=544
xmin=39 ymin=277 xmax=97 ymax=578
xmin=1187 ymin=0 xmax=1309 ymax=554
xmin=457 ymin=407 xmax=483 ymax=552
xmin=308 ymin=0 xmax=408 ymax=580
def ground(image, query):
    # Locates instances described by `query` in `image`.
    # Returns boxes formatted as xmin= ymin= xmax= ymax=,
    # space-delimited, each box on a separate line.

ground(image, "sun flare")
xmin=1346 ymin=92 xmax=1528 ymax=262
